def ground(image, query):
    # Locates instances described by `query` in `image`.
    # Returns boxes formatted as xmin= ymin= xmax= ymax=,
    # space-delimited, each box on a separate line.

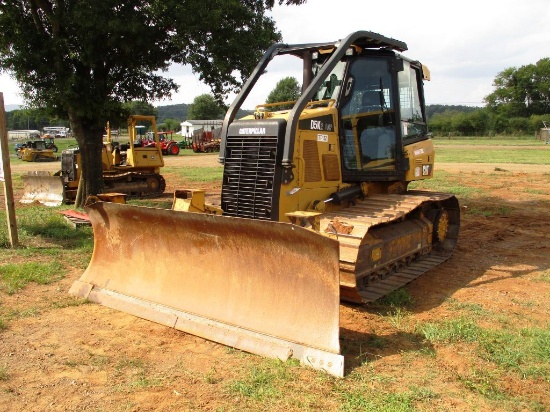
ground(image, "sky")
xmin=1 ymin=0 xmax=549 ymax=110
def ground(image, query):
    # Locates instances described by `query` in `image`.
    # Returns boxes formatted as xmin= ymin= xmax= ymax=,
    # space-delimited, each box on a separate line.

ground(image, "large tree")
xmin=0 ymin=0 xmax=305 ymax=205
xmin=484 ymin=58 xmax=550 ymax=118
xmin=188 ymin=94 xmax=225 ymax=120
xmin=266 ymin=76 xmax=301 ymax=107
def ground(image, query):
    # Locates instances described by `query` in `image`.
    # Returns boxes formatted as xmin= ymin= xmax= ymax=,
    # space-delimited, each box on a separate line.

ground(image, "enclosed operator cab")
xmin=219 ymin=32 xmax=436 ymax=222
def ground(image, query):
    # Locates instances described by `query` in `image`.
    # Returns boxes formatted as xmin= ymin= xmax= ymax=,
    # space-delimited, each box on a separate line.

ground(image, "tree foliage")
xmin=484 ymin=58 xmax=550 ymax=117
xmin=266 ymin=76 xmax=301 ymax=110
xmin=122 ymin=101 xmax=158 ymax=118
xmin=0 ymin=0 xmax=302 ymax=203
xmin=429 ymin=58 xmax=550 ymax=137
xmin=188 ymin=94 xmax=225 ymax=120
xmin=159 ymin=118 xmax=181 ymax=132
xmin=6 ymin=107 xmax=65 ymax=131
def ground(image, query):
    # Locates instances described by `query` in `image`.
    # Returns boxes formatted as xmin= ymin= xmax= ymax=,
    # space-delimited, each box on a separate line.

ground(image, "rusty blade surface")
xmin=20 ymin=174 xmax=64 ymax=206
xmin=72 ymin=202 xmax=342 ymax=374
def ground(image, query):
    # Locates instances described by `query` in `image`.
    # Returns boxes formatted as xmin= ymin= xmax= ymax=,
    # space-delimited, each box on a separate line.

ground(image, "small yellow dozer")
xmin=21 ymin=115 xmax=165 ymax=206
xmin=17 ymin=140 xmax=57 ymax=162
xmin=70 ymin=31 xmax=460 ymax=377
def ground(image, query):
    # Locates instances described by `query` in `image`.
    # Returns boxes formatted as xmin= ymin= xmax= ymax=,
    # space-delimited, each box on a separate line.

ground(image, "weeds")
xmin=464 ymin=204 xmax=511 ymax=217
xmin=435 ymin=146 xmax=550 ymax=164
xmin=533 ymin=270 xmax=550 ymax=283
xmin=113 ymin=357 xmax=163 ymax=389
xmin=479 ymin=327 xmax=550 ymax=378
xmin=419 ymin=316 xmax=550 ymax=381
xmin=164 ymin=166 xmax=223 ymax=183
xmin=458 ymin=368 xmax=504 ymax=400
xmin=226 ymin=359 xmax=295 ymax=401
xmin=385 ymin=307 xmax=413 ymax=329
xmin=377 ymin=288 xmax=413 ymax=307
xmin=0 ymin=363 xmax=9 ymax=381
xmin=418 ymin=317 xmax=480 ymax=344
xmin=204 ymin=367 xmax=222 ymax=384
xmin=0 ymin=261 xmax=64 ymax=294
xmin=337 ymin=385 xmax=438 ymax=412
xmin=446 ymin=299 xmax=490 ymax=317
xmin=409 ymin=171 xmax=480 ymax=198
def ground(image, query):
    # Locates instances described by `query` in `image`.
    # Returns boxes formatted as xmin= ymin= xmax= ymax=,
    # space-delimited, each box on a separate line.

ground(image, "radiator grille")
xmin=303 ymin=140 xmax=322 ymax=182
xmin=322 ymin=154 xmax=341 ymax=181
xmin=222 ymin=135 xmax=279 ymax=220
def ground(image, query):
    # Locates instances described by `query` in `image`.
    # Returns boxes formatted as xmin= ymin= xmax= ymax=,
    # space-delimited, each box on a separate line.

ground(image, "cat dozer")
xmin=21 ymin=115 xmax=165 ymax=206
xmin=16 ymin=140 xmax=57 ymax=162
xmin=70 ymin=31 xmax=460 ymax=377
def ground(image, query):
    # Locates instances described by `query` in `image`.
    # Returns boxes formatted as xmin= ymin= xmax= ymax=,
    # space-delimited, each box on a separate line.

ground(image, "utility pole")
xmin=0 ymin=92 xmax=19 ymax=247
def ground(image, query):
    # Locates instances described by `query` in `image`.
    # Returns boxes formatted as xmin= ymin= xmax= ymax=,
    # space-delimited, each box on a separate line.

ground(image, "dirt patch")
xmin=1 ymin=151 xmax=549 ymax=411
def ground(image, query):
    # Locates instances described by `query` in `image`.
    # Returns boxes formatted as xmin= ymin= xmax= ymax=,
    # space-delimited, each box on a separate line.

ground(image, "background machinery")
xmin=21 ymin=115 xmax=166 ymax=206
xmin=70 ymin=31 xmax=460 ymax=376
xmin=142 ymin=130 xmax=180 ymax=155
xmin=16 ymin=140 xmax=57 ymax=162
xmin=191 ymin=128 xmax=222 ymax=153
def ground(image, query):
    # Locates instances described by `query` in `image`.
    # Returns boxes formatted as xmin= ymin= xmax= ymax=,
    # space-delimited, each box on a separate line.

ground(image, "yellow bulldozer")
xmin=70 ymin=31 xmax=460 ymax=377
xmin=16 ymin=140 xmax=57 ymax=162
xmin=20 ymin=115 xmax=166 ymax=206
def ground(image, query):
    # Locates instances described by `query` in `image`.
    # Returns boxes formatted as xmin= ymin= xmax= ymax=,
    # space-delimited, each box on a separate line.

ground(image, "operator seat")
xmin=360 ymin=90 xmax=382 ymax=113
xmin=357 ymin=91 xmax=395 ymax=164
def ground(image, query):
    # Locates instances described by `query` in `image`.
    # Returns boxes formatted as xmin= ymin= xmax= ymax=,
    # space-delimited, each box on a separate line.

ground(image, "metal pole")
xmin=0 ymin=92 xmax=19 ymax=247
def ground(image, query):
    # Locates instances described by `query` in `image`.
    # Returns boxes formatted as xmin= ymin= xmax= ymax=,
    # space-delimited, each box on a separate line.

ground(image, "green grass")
xmin=226 ymin=359 xmax=296 ymax=402
xmin=164 ymin=166 xmax=223 ymax=182
xmin=457 ymin=368 xmax=505 ymax=400
xmin=112 ymin=357 xmax=164 ymax=390
xmin=127 ymin=199 xmax=173 ymax=209
xmin=534 ymin=270 xmax=550 ymax=283
xmin=434 ymin=146 xmax=550 ymax=164
xmin=432 ymin=137 xmax=544 ymax=146
xmin=479 ymin=327 xmax=550 ymax=378
xmin=0 ymin=306 xmax=42 ymax=329
xmin=0 ymin=261 xmax=64 ymax=294
xmin=418 ymin=317 xmax=550 ymax=380
xmin=409 ymin=170 xmax=481 ymax=198
xmin=0 ymin=206 xmax=93 ymax=329
xmin=446 ymin=299 xmax=490 ymax=317
xmin=376 ymin=288 xmax=414 ymax=307
xmin=419 ymin=317 xmax=481 ymax=344
xmin=0 ymin=135 xmax=548 ymax=410
xmin=7 ymin=137 xmax=78 ymax=157
xmin=463 ymin=204 xmax=512 ymax=217
xmin=0 ymin=363 xmax=9 ymax=381
xmin=337 ymin=386 xmax=439 ymax=412
xmin=0 ymin=206 xmax=93 ymax=251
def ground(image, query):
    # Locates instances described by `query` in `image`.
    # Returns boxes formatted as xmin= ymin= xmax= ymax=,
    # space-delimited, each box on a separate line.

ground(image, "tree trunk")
xmin=68 ymin=111 xmax=105 ymax=207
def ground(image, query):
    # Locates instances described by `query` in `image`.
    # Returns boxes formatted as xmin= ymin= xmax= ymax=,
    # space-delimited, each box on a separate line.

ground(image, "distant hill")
xmin=426 ymin=104 xmax=481 ymax=119
xmin=156 ymin=103 xmax=253 ymax=123
xmin=156 ymin=103 xmax=189 ymax=123
xmin=5 ymin=104 xmax=21 ymax=112
xmin=156 ymin=103 xmax=478 ymax=124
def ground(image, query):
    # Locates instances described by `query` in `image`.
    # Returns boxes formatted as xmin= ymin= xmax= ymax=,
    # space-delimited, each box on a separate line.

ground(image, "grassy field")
xmin=6 ymin=136 xmax=207 ymax=162
xmin=432 ymin=136 xmax=544 ymax=145
xmin=1 ymin=137 xmax=549 ymax=411
xmin=432 ymin=138 xmax=550 ymax=164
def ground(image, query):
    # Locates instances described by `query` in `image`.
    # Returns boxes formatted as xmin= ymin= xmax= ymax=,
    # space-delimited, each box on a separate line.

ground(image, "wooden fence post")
xmin=0 ymin=92 xmax=19 ymax=247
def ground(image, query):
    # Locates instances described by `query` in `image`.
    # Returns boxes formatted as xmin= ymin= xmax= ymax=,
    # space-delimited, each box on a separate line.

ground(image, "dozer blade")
xmin=20 ymin=172 xmax=65 ymax=206
xmin=69 ymin=202 xmax=344 ymax=377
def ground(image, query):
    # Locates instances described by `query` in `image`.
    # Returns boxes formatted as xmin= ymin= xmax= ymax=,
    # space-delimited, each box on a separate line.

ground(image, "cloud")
xmin=2 ymin=0 xmax=549 ymax=109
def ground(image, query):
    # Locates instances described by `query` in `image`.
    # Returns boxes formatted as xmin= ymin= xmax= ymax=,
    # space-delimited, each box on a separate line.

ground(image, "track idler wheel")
xmin=142 ymin=174 xmax=166 ymax=195
xmin=426 ymin=208 xmax=450 ymax=243
xmin=146 ymin=176 xmax=160 ymax=192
